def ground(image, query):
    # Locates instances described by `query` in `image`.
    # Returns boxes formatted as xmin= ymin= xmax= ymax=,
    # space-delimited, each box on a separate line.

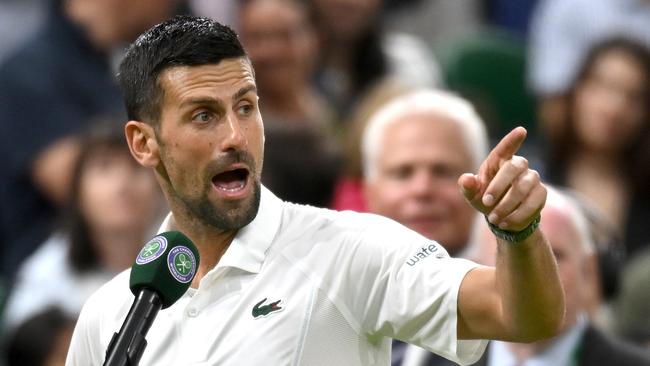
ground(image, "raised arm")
xmin=456 ymin=127 xmax=564 ymax=341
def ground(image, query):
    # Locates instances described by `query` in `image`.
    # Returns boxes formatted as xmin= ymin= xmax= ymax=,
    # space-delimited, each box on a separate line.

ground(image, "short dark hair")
xmin=117 ymin=15 xmax=247 ymax=124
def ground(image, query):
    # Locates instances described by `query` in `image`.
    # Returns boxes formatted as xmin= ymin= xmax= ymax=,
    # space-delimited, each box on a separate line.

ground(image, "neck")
xmin=165 ymin=201 xmax=237 ymax=288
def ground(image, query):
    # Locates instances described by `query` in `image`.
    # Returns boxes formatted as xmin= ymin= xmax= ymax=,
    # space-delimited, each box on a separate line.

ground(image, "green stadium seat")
xmin=436 ymin=28 xmax=538 ymax=142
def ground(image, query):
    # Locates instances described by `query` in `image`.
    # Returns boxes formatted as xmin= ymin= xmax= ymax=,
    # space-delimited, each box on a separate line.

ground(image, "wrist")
xmin=486 ymin=214 xmax=541 ymax=243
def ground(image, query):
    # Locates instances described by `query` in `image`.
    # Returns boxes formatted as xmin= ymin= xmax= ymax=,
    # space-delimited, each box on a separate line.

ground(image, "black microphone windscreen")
xmin=129 ymin=231 xmax=200 ymax=309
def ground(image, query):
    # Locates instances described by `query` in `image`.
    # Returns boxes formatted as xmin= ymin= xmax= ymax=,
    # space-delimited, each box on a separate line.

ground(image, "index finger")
xmin=488 ymin=126 xmax=527 ymax=164
xmin=476 ymin=127 xmax=528 ymax=199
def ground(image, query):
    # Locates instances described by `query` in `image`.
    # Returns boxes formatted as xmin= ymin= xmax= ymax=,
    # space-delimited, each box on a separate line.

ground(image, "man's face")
xmin=154 ymin=58 xmax=264 ymax=231
xmin=364 ymin=114 xmax=476 ymax=254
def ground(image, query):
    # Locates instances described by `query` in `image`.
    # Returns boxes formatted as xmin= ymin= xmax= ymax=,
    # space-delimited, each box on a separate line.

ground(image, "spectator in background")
xmin=308 ymin=0 xmax=442 ymax=126
xmin=362 ymin=89 xmax=488 ymax=257
xmin=0 ymin=0 xmax=178 ymax=282
xmin=5 ymin=306 xmax=75 ymax=366
xmin=331 ymin=78 xmax=412 ymax=212
xmin=528 ymin=0 xmax=650 ymax=138
xmin=238 ymin=0 xmax=340 ymax=207
xmin=360 ymin=90 xmax=490 ymax=366
xmin=572 ymin=194 xmax=627 ymax=331
xmin=544 ymin=37 xmax=650 ymax=257
xmin=469 ymin=187 xmax=650 ymax=366
xmin=2 ymin=125 xmax=162 ymax=332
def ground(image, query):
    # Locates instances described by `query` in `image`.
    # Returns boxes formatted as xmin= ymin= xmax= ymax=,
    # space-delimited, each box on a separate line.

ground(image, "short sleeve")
xmin=329 ymin=214 xmax=488 ymax=365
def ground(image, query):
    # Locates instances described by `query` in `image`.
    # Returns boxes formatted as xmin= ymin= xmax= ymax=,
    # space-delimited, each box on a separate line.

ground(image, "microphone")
xmin=104 ymin=231 xmax=200 ymax=366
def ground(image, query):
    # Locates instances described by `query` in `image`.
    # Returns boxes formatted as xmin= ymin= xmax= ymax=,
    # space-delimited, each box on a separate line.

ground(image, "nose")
xmin=221 ymin=112 xmax=247 ymax=151
xmin=408 ymin=169 xmax=435 ymax=198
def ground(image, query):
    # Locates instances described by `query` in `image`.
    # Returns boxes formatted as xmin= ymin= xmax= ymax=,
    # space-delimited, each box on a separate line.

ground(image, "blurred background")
xmin=0 ymin=0 xmax=649 ymax=365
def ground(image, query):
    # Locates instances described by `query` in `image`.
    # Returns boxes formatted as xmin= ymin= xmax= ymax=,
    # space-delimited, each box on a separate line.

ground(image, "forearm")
xmin=495 ymin=228 xmax=564 ymax=341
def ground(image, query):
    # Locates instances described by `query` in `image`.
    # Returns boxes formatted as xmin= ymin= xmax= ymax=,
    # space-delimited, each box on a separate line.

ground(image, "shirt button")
xmin=187 ymin=307 xmax=199 ymax=317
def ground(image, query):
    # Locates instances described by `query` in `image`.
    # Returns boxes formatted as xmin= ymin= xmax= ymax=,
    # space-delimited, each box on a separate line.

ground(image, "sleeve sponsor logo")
xmin=405 ymin=243 xmax=447 ymax=266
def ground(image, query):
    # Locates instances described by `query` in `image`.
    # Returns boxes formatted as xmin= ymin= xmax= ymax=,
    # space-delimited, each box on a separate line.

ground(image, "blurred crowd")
xmin=0 ymin=0 xmax=649 ymax=365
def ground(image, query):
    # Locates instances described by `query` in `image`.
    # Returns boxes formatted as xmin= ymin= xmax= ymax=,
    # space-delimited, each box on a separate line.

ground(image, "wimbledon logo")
xmin=167 ymin=246 xmax=197 ymax=283
xmin=136 ymin=236 xmax=168 ymax=265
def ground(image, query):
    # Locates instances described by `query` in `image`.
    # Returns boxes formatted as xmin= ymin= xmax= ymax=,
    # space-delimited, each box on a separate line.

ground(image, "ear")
xmin=125 ymin=121 xmax=160 ymax=168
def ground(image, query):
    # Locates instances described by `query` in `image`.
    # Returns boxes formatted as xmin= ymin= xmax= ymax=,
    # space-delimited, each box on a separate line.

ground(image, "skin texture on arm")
xmin=456 ymin=127 xmax=565 ymax=342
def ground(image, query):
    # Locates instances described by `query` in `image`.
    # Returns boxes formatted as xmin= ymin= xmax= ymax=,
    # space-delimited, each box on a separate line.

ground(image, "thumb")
xmin=458 ymin=173 xmax=481 ymax=202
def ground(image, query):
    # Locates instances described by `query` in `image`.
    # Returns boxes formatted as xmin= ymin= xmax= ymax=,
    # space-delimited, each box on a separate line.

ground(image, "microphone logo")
xmin=168 ymin=246 xmax=197 ymax=283
xmin=135 ymin=236 xmax=168 ymax=265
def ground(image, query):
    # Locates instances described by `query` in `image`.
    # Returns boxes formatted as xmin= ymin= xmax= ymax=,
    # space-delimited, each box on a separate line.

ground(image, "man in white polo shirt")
xmin=66 ymin=15 xmax=564 ymax=366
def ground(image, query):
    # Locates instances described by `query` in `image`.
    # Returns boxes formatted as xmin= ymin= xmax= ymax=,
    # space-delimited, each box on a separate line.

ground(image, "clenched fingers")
xmin=499 ymin=184 xmax=546 ymax=231
xmin=481 ymin=156 xmax=529 ymax=207
xmin=489 ymin=180 xmax=546 ymax=232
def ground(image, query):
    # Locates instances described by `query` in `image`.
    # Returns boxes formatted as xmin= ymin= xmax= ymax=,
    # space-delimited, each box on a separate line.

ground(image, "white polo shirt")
xmin=66 ymin=187 xmax=487 ymax=366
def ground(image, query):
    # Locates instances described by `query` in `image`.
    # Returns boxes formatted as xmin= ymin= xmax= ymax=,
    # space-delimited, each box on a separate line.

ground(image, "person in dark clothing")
xmin=0 ymin=0 xmax=177 ymax=281
xmin=544 ymin=37 xmax=650 ymax=259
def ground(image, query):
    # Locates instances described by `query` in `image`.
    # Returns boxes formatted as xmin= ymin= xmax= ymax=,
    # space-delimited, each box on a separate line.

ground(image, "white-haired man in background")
xmin=361 ymin=89 xmax=491 ymax=365
xmin=362 ymin=89 xmax=489 ymax=259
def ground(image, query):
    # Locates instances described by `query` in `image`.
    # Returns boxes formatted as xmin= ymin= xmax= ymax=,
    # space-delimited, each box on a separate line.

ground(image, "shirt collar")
xmin=157 ymin=185 xmax=284 ymax=274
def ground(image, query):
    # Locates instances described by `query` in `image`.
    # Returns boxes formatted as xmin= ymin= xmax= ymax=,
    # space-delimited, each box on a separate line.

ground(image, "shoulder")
xmin=280 ymin=203 xmax=426 ymax=245
xmin=275 ymin=203 xmax=452 ymax=271
xmin=78 ymin=270 xmax=134 ymax=327
xmin=68 ymin=270 xmax=133 ymax=364
xmin=83 ymin=269 xmax=133 ymax=306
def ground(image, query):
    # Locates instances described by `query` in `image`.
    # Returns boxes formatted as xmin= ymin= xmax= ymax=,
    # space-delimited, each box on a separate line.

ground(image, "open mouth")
xmin=212 ymin=168 xmax=249 ymax=193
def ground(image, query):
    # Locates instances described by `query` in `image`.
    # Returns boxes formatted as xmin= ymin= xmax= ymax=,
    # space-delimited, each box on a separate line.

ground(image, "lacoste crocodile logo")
xmin=252 ymin=298 xmax=283 ymax=319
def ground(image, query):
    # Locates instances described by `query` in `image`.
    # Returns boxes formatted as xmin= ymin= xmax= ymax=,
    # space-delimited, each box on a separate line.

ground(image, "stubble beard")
xmin=182 ymin=179 xmax=261 ymax=231
xmin=157 ymin=138 xmax=262 ymax=232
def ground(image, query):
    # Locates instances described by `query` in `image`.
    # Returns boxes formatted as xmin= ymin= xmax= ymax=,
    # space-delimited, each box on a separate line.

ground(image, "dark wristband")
xmin=486 ymin=214 xmax=541 ymax=243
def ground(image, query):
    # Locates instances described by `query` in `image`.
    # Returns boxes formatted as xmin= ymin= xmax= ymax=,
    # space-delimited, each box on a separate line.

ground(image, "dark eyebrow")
xmin=233 ymin=85 xmax=257 ymax=102
xmin=179 ymin=97 xmax=223 ymax=109
xmin=179 ymin=85 xmax=257 ymax=109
